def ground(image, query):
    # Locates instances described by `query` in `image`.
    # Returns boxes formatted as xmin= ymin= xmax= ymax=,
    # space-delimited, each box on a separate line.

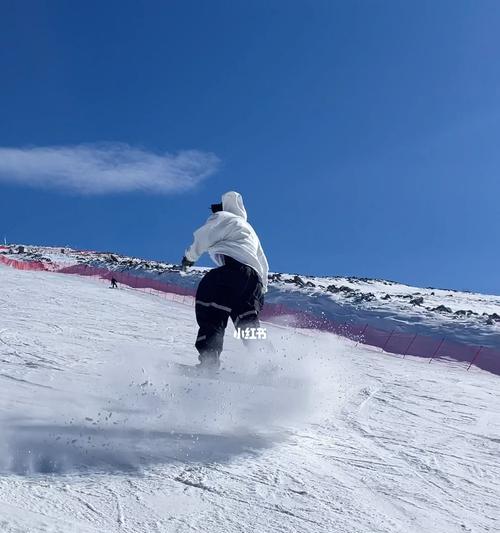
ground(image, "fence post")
xmin=355 ymin=323 xmax=368 ymax=347
xmin=467 ymin=346 xmax=483 ymax=371
xmin=429 ymin=337 xmax=445 ymax=364
xmin=403 ymin=333 xmax=418 ymax=358
xmin=382 ymin=329 xmax=395 ymax=352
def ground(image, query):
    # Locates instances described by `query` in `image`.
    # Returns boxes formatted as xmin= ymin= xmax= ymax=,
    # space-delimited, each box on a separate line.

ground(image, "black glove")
xmin=181 ymin=256 xmax=195 ymax=271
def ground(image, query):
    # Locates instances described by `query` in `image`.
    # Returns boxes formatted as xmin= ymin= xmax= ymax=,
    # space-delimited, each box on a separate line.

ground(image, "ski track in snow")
xmin=0 ymin=265 xmax=499 ymax=532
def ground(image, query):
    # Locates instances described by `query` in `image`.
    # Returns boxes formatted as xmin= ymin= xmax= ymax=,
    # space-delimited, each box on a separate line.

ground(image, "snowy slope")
xmin=0 ymin=263 xmax=499 ymax=532
xmin=4 ymin=244 xmax=500 ymax=349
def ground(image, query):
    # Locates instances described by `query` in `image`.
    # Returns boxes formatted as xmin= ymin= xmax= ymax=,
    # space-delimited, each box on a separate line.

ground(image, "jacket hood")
xmin=222 ymin=191 xmax=247 ymax=221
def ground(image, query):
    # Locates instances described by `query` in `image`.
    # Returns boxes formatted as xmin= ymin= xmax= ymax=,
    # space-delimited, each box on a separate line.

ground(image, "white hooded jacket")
xmin=184 ymin=191 xmax=269 ymax=293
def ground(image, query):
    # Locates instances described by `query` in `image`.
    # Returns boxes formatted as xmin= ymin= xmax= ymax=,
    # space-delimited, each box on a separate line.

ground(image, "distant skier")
xmin=181 ymin=191 xmax=269 ymax=369
xmin=110 ymin=277 xmax=118 ymax=289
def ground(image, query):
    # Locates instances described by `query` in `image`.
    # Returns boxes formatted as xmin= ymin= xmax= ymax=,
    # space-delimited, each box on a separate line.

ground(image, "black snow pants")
xmin=195 ymin=255 xmax=264 ymax=361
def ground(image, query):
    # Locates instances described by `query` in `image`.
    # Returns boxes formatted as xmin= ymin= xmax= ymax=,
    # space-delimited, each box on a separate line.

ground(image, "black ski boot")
xmin=196 ymin=350 xmax=221 ymax=372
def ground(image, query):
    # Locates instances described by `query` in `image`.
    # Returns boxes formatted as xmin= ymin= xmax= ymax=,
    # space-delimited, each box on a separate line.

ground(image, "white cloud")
xmin=0 ymin=143 xmax=220 ymax=194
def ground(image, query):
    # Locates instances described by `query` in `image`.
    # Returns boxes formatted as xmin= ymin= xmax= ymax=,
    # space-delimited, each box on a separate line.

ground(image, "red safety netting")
xmin=2 ymin=256 xmax=499 ymax=375
xmin=57 ymin=264 xmax=196 ymax=297
xmin=257 ymin=305 xmax=500 ymax=375
xmin=0 ymin=254 xmax=48 ymax=271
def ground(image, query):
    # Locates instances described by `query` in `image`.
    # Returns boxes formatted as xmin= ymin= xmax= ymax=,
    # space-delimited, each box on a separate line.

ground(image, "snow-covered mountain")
xmin=0 ymin=251 xmax=499 ymax=532
xmin=4 ymin=244 xmax=500 ymax=349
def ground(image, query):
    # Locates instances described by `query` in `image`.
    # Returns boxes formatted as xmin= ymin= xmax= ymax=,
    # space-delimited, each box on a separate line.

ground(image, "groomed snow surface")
xmin=0 ymin=265 xmax=498 ymax=533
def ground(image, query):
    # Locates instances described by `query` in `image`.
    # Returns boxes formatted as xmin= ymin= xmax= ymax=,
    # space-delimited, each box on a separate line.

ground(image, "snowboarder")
xmin=181 ymin=191 xmax=269 ymax=369
xmin=110 ymin=277 xmax=118 ymax=289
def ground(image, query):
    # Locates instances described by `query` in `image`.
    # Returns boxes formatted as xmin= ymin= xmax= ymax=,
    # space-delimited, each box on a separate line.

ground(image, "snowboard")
xmin=172 ymin=362 xmax=302 ymax=389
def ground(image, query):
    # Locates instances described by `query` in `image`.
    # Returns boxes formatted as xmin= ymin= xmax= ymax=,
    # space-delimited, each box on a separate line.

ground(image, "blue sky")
xmin=1 ymin=1 xmax=499 ymax=294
